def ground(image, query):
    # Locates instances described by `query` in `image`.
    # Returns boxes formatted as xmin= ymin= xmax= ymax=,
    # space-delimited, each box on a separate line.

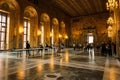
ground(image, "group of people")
xmin=25 ymin=41 xmax=65 ymax=56
xmin=26 ymin=41 xmax=47 ymax=56
xmin=72 ymin=41 xmax=116 ymax=57
xmin=86 ymin=41 xmax=116 ymax=57
xmin=101 ymin=41 xmax=116 ymax=57
xmin=73 ymin=43 xmax=83 ymax=50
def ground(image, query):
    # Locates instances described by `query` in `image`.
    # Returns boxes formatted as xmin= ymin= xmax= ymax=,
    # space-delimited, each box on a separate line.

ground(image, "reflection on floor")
xmin=0 ymin=48 xmax=120 ymax=80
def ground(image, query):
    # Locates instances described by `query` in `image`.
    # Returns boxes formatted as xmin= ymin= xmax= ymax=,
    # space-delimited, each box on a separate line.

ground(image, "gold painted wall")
xmin=71 ymin=13 xmax=109 ymax=46
xmin=52 ymin=18 xmax=59 ymax=45
xmin=0 ymin=0 xmax=70 ymax=49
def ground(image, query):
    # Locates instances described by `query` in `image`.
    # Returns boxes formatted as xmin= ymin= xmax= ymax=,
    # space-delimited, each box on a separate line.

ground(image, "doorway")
xmin=88 ymin=33 xmax=94 ymax=44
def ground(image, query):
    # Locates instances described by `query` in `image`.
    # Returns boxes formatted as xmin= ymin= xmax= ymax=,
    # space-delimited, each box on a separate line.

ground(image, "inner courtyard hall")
xmin=0 ymin=0 xmax=120 ymax=80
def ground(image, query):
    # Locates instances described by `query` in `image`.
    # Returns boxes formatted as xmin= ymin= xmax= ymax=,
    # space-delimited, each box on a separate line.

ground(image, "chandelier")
xmin=107 ymin=16 xmax=114 ymax=25
xmin=106 ymin=0 xmax=118 ymax=11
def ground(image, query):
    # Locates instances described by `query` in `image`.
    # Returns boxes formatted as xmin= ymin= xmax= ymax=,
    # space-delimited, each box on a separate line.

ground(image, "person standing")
xmin=37 ymin=43 xmax=43 ymax=55
xmin=73 ymin=43 xmax=76 ymax=50
xmin=101 ymin=42 xmax=106 ymax=56
xmin=26 ymin=41 xmax=31 ymax=56
xmin=112 ymin=42 xmax=116 ymax=56
xmin=89 ymin=43 xmax=94 ymax=60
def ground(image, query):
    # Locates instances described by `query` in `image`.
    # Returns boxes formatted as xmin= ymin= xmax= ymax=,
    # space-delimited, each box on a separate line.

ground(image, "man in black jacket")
xmin=26 ymin=41 xmax=31 ymax=56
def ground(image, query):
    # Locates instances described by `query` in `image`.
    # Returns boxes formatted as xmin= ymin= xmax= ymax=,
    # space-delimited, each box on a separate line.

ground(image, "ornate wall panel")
xmin=71 ymin=13 xmax=109 ymax=46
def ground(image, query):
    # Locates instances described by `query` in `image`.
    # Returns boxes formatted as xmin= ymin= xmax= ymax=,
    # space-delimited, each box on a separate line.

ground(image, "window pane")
xmin=24 ymin=35 xmax=26 ymax=41
xmin=2 ymin=16 xmax=6 ymax=22
xmin=2 ymin=27 xmax=5 ymax=32
xmin=24 ymin=19 xmax=29 ymax=48
xmin=0 ymin=15 xmax=1 ymax=22
xmin=2 ymin=23 xmax=6 ymax=26
xmin=1 ymin=42 xmax=4 ymax=50
xmin=1 ymin=32 xmax=5 ymax=41
xmin=24 ymin=28 xmax=27 ymax=34
xmin=0 ymin=23 xmax=1 ymax=31
xmin=0 ymin=42 xmax=5 ymax=50
xmin=0 ymin=13 xmax=7 ymax=50
xmin=24 ymin=21 xmax=27 ymax=27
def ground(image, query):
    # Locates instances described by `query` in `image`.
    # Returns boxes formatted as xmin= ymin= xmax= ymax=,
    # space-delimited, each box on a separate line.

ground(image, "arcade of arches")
xmin=0 ymin=0 xmax=120 ymax=56
xmin=0 ymin=0 xmax=68 ymax=49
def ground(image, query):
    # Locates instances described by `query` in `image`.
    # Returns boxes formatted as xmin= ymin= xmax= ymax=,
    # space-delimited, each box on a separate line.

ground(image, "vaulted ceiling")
xmin=28 ymin=0 xmax=108 ymax=17
xmin=52 ymin=0 xmax=108 ymax=17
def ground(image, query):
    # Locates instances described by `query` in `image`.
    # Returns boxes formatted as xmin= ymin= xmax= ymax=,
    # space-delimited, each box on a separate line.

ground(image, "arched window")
xmin=24 ymin=6 xmax=38 ymax=48
xmin=0 ymin=12 xmax=7 ymax=50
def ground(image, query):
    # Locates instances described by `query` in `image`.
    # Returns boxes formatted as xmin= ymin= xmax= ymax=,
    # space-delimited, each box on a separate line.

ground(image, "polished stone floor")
xmin=0 ymin=48 xmax=120 ymax=80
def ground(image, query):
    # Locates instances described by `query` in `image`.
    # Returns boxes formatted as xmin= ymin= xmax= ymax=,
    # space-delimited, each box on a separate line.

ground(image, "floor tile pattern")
xmin=0 ymin=48 xmax=119 ymax=80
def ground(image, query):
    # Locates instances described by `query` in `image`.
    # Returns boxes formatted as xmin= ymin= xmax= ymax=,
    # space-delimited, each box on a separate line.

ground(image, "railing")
xmin=0 ymin=47 xmax=57 ymax=57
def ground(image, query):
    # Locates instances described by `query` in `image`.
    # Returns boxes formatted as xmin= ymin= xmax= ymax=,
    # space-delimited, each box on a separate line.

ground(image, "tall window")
xmin=41 ymin=25 xmax=44 ymax=44
xmin=0 ymin=12 xmax=7 ymax=50
xmin=88 ymin=35 xmax=94 ymax=43
xmin=87 ymin=33 xmax=94 ymax=44
xmin=23 ymin=19 xmax=30 ymax=48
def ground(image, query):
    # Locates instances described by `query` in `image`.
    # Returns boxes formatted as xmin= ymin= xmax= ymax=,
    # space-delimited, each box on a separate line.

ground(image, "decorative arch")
xmin=52 ymin=18 xmax=59 ymax=26
xmin=0 ymin=0 xmax=20 ymax=49
xmin=24 ymin=6 xmax=38 ymax=48
xmin=41 ymin=13 xmax=50 ymax=22
xmin=52 ymin=18 xmax=59 ymax=45
xmin=24 ymin=6 xmax=38 ymax=18
xmin=0 ymin=0 xmax=20 ymax=10
xmin=40 ymin=13 xmax=50 ymax=45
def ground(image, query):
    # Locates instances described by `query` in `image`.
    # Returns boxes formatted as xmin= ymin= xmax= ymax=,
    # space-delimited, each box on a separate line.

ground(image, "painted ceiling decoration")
xmin=27 ymin=0 xmax=108 ymax=17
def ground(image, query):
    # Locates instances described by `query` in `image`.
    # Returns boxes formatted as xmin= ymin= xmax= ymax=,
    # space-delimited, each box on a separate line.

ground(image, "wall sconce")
xmin=37 ymin=30 xmax=41 ymax=36
xmin=65 ymin=35 xmax=68 ymax=39
xmin=19 ymin=27 xmax=23 ymax=34
xmin=59 ymin=34 xmax=62 ymax=38
xmin=106 ymin=0 xmax=118 ymax=11
xmin=50 ymin=32 xmax=53 ymax=37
